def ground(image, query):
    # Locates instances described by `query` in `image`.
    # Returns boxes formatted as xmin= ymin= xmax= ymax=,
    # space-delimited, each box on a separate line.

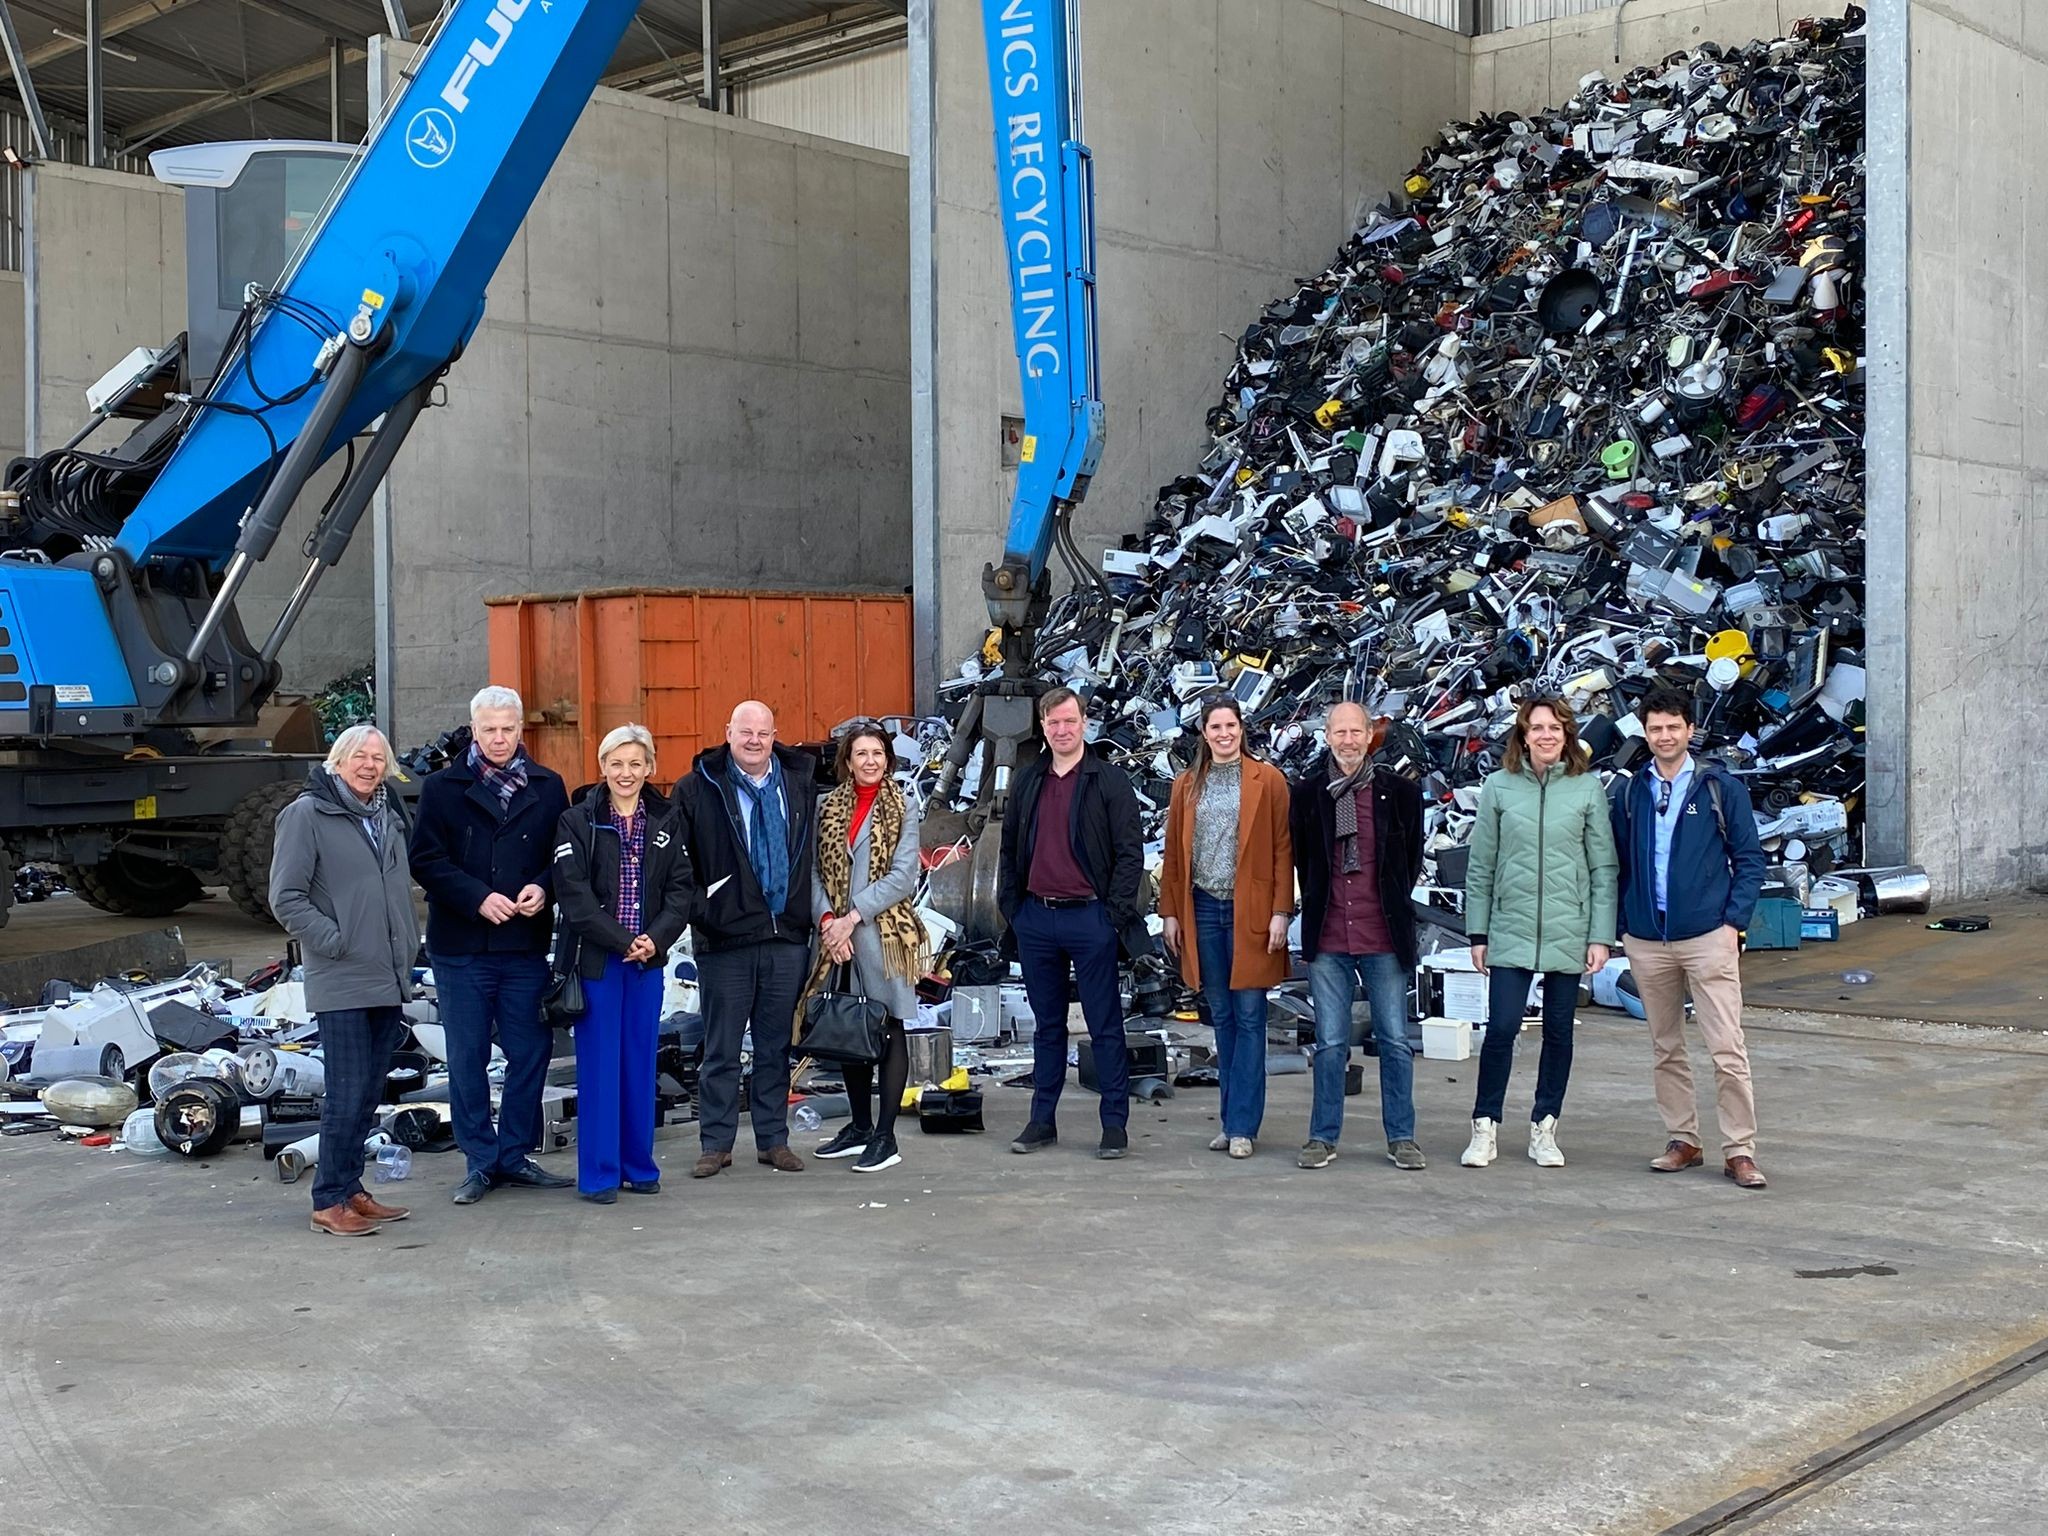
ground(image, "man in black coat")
xmin=997 ymin=687 xmax=1150 ymax=1161
xmin=408 ymin=685 xmax=574 ymax=1204
xmin=672 ymin=700 xmax=818 ymax=1179
xmin=1290 ymin=702 xmax=1426 ymax=1173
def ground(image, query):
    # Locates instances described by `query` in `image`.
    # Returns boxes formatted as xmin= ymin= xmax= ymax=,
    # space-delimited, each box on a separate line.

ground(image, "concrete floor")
xmin=1745 ymin=1373 xmax=2048 ymax=1535
xmin=0 ymin=889 xmax=361 ymax=982
xmin=4 ymin=1006 xmax=2046 ymax=1535
xmin=1740 ymin=894 xmax=2048 ymax=1030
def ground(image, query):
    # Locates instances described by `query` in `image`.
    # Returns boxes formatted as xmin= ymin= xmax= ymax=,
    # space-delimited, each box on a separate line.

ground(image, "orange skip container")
xmin=484 ymin=588 xmax=914 ymax=784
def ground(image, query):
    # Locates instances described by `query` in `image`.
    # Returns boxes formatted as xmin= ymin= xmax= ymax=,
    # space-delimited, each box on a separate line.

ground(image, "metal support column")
xmin=908 ymin=0 xmax=939 ymax=708
xmin=328 ymin=37 xmax=345 ymax=140
xmin=0 ymin=0 xmax=54 ymax=158
xmin=83 ymin=0 xmax=104 ymax=167
xmin=1862 ymin=0 xmax=1911 ymax=866
xmin=699 ymin=0 xmax=718 ymax=111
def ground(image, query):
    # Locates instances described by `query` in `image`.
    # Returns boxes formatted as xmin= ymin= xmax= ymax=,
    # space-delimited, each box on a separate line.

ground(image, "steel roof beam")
xmin=120 ymin=41 xmax=360 ymax=144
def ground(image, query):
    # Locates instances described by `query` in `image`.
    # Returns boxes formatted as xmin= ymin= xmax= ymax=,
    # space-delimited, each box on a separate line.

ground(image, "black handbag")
xmin=542 ymin=925 xmax=587 ymax=1024
xmin=798 ymin=964 xmax=886 ymax=1064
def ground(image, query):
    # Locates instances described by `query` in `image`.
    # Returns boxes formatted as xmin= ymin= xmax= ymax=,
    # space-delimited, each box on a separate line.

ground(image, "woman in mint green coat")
xmin=1459 ymin=696 xmax=1617 ymax=1170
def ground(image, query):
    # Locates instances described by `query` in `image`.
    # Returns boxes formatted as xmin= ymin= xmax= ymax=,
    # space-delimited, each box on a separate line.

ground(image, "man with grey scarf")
xmin=270 ymin=724 xmax=422 ymax=1236
xmin=1288 ymin=702 xmax=1427 ymax=1171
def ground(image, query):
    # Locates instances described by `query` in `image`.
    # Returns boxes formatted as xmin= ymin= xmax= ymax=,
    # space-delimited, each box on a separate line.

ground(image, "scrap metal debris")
xmin=929 ymin=12 xmax=1870 ymax=920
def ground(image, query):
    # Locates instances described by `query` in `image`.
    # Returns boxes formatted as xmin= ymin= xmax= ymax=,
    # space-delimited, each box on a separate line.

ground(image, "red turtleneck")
xmin=850 ymin=781 xmax=881 ymax=846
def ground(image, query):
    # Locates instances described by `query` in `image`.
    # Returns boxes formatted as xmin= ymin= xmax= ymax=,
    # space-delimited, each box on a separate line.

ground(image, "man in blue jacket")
xmin=1610 ymin=686 xmax=1770 ymax=1189
xmin=408 ymin=685 xmax=574 ymax=1204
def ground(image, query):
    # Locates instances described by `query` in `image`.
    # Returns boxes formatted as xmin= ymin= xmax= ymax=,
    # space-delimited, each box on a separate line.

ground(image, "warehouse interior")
xmin=0 ymin=0 xmax=2038 ymax=899
xmin=2 ymin=7 xmax=2047 ymax=1534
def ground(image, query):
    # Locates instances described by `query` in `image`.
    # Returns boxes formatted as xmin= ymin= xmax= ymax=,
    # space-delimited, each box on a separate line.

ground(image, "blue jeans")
xmin=429 ymin=950 xmax=553 ymax=1178
xmin=1193 ymin=890 xmax=1267 ymax=1138
xmin=1306 ymin=950 xmax=1413 ymax=1145
xmin=575 ymin=954 xmax=663 ymax=1194
xmin=1013 ymin=897 xmax=1128 ymax=1130
xmin=1473 ymin=966 xmax=1579 ymax=1123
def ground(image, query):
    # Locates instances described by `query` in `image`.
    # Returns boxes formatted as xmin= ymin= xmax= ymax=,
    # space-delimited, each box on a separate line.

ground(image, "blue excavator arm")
xmin=977 ymin=0 xmax=1105 ymax=651
xmin=922 ymin=1 xmax=1108 ymax=945
xmin=0 ymin=0 xmax=639 ymax=738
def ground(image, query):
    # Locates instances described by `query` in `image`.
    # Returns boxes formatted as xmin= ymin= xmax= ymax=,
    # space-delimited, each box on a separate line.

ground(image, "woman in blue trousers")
xmin=552 ymin=724 xmax=696 ymax=1203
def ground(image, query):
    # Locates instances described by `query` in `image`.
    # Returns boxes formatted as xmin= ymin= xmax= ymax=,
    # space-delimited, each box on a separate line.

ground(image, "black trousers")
xmin=695 ymin=940 xmax=807 ymax=1152
xmin=1472 ymin=967 xmax=1580 ymax=1124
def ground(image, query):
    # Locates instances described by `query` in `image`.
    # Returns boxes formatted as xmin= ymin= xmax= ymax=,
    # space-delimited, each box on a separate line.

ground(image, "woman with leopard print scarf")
xmin=803 ymin=722 xmax=929 ymax=1173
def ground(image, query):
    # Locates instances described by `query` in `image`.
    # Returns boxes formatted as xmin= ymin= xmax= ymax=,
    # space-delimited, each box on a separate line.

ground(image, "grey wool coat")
xmin=269 ymin=769 xmax=419 ymax=1012
xmin=810 ymin=791 xmax=923 ymax=1021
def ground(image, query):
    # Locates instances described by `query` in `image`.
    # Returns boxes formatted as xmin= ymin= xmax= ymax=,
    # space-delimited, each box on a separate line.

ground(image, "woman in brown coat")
xmin=1159 ymin=695 xmax=1294 ymax=1158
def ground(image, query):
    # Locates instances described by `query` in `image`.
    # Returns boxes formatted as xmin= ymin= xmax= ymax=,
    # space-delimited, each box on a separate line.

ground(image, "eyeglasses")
xmin=1657 ymin=779 xmax=1674 ymax=815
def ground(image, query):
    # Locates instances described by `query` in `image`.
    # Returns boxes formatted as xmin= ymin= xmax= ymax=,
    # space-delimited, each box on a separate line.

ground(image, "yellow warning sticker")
xmin=133 ymin=796 xmax=158 ymax=820
xmin=1020 ymin=435 xmax=1038 ymax=464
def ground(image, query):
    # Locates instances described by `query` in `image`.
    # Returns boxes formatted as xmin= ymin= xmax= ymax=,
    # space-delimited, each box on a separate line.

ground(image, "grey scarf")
xmin=1327 ymin=757 xmax=1373 ymax=874
xmin=328 ymin=771 xmax=390 ymax=849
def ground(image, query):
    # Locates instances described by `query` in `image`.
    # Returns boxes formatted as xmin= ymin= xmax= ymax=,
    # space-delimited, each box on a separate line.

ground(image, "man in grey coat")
xmin=269 ymin=725 xmax=420 ymax=1236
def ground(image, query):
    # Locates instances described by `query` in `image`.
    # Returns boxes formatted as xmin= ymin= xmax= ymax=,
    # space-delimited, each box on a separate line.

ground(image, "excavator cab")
xmin=153 ymin=141 xmax=357 ymax=393
xmin=86 ymin=143 xmax=357 ymax=421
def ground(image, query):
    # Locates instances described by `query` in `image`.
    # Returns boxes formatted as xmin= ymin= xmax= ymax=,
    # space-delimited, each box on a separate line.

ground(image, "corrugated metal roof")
xmin=0 ymin=0 xmax=900 ymax=148
xmin=730 ymin=39 xmax=904 ymax=155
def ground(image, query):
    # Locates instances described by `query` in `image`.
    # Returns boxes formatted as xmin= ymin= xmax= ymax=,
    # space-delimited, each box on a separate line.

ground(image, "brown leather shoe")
xmin=1724 ymin=1155 xmax=1768 ymax=1189
xmin=1651 ymin=1140 xmax=1705 ymax=1173
xmin=349 ymin=1191 xmax=410 ymax=1222
xmin=758 ymin=1145 xmax=805 ymax=1173
xmin=691 ymin=1150 xmax=732 ymax=1179
xmin=310 ymin=1203 xmax=380 ymax=1236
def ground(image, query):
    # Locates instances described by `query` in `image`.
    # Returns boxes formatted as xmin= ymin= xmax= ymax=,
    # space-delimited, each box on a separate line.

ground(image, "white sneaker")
xmin=1227 ymin=1137 xmax=1255 ymax=1160
xmin=1208 ymin=1132 xmax=1230 ymax=1151
xmin=1459 ymin=1117 xmax=1498 ymax=1167
xmin=1528 ymin=1115 xmax=1565 ymax=1167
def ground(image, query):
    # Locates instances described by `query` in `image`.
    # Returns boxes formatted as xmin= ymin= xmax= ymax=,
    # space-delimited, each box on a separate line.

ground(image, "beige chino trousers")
xmin=1625 ymin=929 xmax=1758 ymax=1160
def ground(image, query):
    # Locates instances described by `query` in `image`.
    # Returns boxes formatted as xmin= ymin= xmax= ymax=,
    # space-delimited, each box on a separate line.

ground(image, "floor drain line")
xmin=1655 ymin=1334 xmax=2048 ymax=1535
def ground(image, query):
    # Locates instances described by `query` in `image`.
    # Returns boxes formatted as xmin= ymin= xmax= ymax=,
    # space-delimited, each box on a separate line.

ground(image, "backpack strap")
xmin=1703 ymin=773 xmax=1727 ymax=845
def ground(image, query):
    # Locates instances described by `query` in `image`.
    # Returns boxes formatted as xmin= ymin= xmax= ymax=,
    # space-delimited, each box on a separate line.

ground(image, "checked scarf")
xmin=468 ymin=742 xmax=529 ymax=811
xmin=798 ymin=778 xmax=930 ymax=1030
xmin=1328 ymin=757 xmax=1374 ymax=874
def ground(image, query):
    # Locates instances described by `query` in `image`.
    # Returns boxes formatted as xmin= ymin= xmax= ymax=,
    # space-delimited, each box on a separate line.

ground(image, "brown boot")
xmin=311 ymin=1203 xmax=380 ymax=1236
xmin=757 ymin=1145 xmax=805 ymax=1173
xmin=1724 ymin=1155 xmax=1768 ymax=1189
xmin=349 ymin=1191 xmax=410 ymax=1222
xmin=1650 ymin=1140 xmax=1704 ymax=1173
xmin=692 ymin=1150 xmax=733 ymax=1179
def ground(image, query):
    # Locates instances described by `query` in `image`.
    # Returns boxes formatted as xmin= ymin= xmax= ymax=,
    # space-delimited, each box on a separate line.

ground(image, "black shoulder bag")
xmin=542 ymin=917 xmax=587 ymax=1024
xmin=798 ymin=963 xmax=886 ymax=1064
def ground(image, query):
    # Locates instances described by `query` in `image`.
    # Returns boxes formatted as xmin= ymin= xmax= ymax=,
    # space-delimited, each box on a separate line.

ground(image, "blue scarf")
xmin=733 ymin=759 xmax=790 ymax=916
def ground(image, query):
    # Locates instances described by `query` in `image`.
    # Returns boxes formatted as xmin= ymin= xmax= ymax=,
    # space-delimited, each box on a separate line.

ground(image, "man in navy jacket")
xmin=671 ymin=701 xmax=818 ymax=1181
xmin=408 ymin=685 xmax=574 ymax=1203
xmin=1610 ymin=686 xmax=1770 ymax=1189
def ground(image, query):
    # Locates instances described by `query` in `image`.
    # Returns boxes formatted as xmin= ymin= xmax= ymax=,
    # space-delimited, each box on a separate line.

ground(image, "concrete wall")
xmin=385 ymin=92 xmax=911 ymax=742
xmin=23 ymin=163 xmax=368 ymax=695
xmin=0 ymin=272 xmax=21 ymax=469
xmin=926 ymin=0 xmax=1470 ymax=672
xmin=733 ymin=41 xmax=910 ymax=157
xmin=1898 ymin=1 xmax=2046 ymax=897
